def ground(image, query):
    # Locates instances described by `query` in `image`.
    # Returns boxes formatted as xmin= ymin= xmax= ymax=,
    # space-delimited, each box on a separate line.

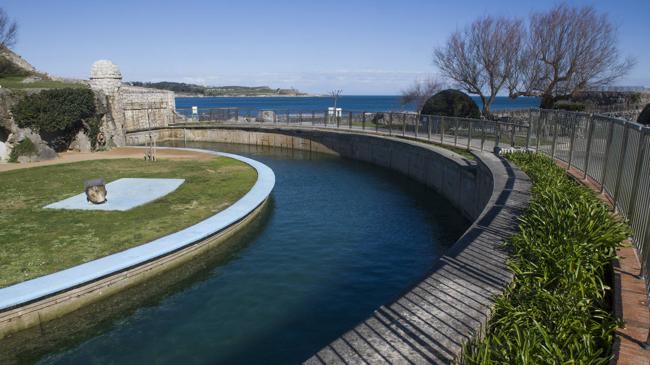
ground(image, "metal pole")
xmin=440 ymin=116 xmax=445 ymax=144
xmin=567 ymin=115 xmax=577 ymax=171
xmin=613 ymin=123 xmax=631 ymax=211
xmin=402 ymin=113 xmax=406 ymax=136
xmin=551 ymin=112 xmax=559 ymax=159
xmin=312 ymin=111 xmax=315 ymax=126
xmin=583 ymin=115 xmax=596 ymax=180
xmin=525 ymin=108 xmax=532 ymax=150
xmin=415 ymin=113 xmax=419 ymax=139
xmin=349 ymin=111 xmax=353 ymax=129
xmin=454 ymin=118 xmax=459 ymax=146
xmin=427 ymin=116 xmax=432 ymax=141
xmin=536 ymin=111 xmax=544 ymax=152
xmin=481 ymin=120 xmax=486 ymax=151
xmin=389 ymin=112 xmax=393 ymax=136
xmin=600 ymin=121 xmax=615 ymax=193
xmin=362 ymin=112 xmax=366 ymax=130
xmin=626 ymin=128 xmax=648 ymax=218
xmin=336 ymin=110 xmax=340 ymax=128
xmin=495 ymin=121 xmax=501 ymax=148
xmin=467 ymin=120 xmax=472 ymax=150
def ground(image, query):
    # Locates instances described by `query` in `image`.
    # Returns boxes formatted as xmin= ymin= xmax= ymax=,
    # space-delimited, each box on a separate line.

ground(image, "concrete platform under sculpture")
xmin=44 ymin=178 xmax=185 ymax=211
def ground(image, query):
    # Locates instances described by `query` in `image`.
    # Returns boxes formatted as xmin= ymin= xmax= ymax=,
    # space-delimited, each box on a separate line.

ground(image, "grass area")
xmin=464 ymin=152 xmax=629 ymax=364
xmin=0 ymin=76 xmax=88 ymax=89
xmin=0 ymin=157 xmax=256 ymax=288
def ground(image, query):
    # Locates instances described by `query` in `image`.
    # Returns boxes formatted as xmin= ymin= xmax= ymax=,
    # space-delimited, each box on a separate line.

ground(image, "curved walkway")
xmin=0 ymin=148 xmax=275 ymax=311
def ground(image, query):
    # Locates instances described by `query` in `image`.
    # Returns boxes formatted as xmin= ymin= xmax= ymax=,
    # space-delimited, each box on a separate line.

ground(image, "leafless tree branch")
xmin=400 ymin=77 xmax=444 ymax=112
xmin=0 ymin=8 xmax=17 ymax=50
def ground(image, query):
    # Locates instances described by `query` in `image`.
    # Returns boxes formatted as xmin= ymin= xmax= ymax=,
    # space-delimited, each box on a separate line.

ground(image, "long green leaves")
xmin=464 ymin=152 xmax=629 ymax=365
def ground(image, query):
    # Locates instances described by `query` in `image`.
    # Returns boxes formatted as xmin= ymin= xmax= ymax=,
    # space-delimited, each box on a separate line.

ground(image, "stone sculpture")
xmin=84 ymin=178 xmax=107 ymax=204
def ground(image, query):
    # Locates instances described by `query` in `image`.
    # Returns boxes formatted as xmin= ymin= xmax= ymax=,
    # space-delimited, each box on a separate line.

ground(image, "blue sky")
xmin=3 ymin=0 xmax=649 ymax=94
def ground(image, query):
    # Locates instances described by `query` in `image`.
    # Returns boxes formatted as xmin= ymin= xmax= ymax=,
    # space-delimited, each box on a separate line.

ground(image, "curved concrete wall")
xmin=0 ymin=151 xmax=275 ymax=339
xmin=128 ymin=126 xmax=492 ymax=221
xmin=127 ymin=125 xmax=531 ymax=363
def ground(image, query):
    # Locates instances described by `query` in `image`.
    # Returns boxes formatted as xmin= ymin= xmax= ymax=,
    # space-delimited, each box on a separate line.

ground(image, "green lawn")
xmin=0 ymin=157 xmax=257 ymax=288
xmin=0 ymin=76 xmax=88 ymax=89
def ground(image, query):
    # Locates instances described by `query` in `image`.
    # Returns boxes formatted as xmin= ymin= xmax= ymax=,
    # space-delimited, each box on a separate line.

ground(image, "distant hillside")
xmin=126 ymin=81 xmax=310 ymax=97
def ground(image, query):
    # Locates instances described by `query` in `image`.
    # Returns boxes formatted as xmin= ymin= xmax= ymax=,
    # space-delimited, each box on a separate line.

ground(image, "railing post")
xmin=626 ymin=127 xmax=648 ymax=218
xmin=525 ymin=108 xmax=532 ymax=150
xmin=600 ymin=121 xmax=615 ymax=193
xmin=389 ymin=112 xmax=393 ymax=136
xmin=336 ymin=111 xmax=340 ymax=128
xmin=454 ymin=118 xmax=459 ymax=146
xmin=376 ymin=113 xmax=379 ymax=133
xmin=440 ymin=116 xmax=445 ymax=144
xmin=583 ymin=114 xmax=596 ymax=180
xmin=299 ymin=112 xmax=303 ymax=125
xmin=427 ymin=116 xmax=432 ymax=141
xmin=349 ymin=111 xmax=352 ymax=129
xmin=415 ymin=113 xmax=419 ymax=139
xmin=467 ymin=119 xmax=472 ymax=150
xmin=273 ymin=112 xmax=277 ymax=125
xmin=510 ymin=122 xmax=516 ymax=147
xmin=551 ymin=112 xmax=559 ymax=159
xmin=495 ymin=121 xmax=501 ymax=148
xmin=613 ymin=123 xmax=631 ymax=211
xmin=536 ymin=111 xmax=544 ymax=152
xmin=402 ymin=113 xmax=406 ymax=136
xmin=362 ymin=112 xmax=366 ymax=130
xmin=312 ymin=111 xmax=315 ymax=126
xmin=567 ymin=114 xmax=577 ymax=171
xmin=481 ymin=120 xmax=486 ymax=151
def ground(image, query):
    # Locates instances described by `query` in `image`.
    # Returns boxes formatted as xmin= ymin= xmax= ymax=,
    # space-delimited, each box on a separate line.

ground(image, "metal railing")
xmin=171 ymin=107 xmax=650 ymax=294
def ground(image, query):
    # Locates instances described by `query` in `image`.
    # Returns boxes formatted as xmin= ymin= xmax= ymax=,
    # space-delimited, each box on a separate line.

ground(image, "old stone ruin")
xmin=0 ymin=55 xmax=178 ymax=163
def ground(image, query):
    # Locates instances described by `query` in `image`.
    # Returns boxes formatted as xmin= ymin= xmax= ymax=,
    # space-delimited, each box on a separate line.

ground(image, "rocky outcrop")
xmin=0 ymin=89 xmax=57 ymax=163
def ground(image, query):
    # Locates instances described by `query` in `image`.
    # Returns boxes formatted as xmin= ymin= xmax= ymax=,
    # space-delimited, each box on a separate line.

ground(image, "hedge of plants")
xmin=11 ymin=88 xmax=96 ymax=151
xmin=464 ymin=152 xmax=629 ymax=364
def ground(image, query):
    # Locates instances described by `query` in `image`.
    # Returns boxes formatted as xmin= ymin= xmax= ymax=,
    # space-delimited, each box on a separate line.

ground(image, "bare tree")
xmin=400 ymin=77 xmax=444 ymax=112
xmin=508 ymin=4 xmax=635 ymax=108
xmin=0 ymin=8 xmax=17 ymax=50
xmin=434 ymin=16 xmax=523 ymax=116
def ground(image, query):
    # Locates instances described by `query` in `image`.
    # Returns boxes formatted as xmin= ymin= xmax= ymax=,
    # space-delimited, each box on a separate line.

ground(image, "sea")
xmin=175 ymin=95 xmax=540 ymax=113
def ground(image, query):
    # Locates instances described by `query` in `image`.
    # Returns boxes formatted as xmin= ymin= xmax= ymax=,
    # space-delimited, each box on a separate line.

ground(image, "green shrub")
xmin=8 ymin=137 xmax=37 ymax=163
xmin=11 ymin=88 xmax=96 ymax=151
xmin=421 ymin=89 xmax=480 ymax=119
xmin=638 ymin=104 xmax=650 ymax=126
xmin=464 ymin=152 xmax=629 ymax=365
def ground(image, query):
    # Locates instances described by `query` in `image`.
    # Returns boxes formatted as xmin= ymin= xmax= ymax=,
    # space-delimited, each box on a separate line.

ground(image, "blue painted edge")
xmin=0 ymin=148 xmax=275 ymax=311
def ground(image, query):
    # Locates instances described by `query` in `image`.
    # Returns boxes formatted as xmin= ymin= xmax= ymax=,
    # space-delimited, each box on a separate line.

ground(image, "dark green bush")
xmin=11 ymin=88 xmax=96 ymax=151
xmin=464 ymin=152 xmax=628 ymax=365
xmin=637 ymin=103 xmax=650 ymax=126
xmin=421 ymin=89 xmax=480 ymax=119
xmin=8 ymin=137 xmax=36 ymax=163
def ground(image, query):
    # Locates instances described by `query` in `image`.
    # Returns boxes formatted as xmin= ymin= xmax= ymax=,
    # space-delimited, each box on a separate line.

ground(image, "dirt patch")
xmin=0 ymin=147 xmax=215 ymax=172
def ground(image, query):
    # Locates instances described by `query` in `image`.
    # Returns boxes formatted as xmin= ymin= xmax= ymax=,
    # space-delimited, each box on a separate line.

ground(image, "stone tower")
xmin=89 ymin=60 xmax=122 ymax=95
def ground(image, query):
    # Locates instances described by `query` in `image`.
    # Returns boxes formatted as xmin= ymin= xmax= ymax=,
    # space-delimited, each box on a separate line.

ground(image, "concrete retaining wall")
xmin=128 ymin=126 xmax=492 ymax=221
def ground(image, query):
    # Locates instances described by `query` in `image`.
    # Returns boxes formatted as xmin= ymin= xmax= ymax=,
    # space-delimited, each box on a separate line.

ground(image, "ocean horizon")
xmin=175 ymin=95 xmax=541 ymax=113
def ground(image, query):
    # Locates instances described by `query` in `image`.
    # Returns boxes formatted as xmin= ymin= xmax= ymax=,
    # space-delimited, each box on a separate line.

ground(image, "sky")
xmin=3 ymin=0 xmax=649 ymax=94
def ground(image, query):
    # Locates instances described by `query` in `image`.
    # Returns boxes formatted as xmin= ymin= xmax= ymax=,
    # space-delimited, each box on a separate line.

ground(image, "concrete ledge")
xmin=0 ymin=149 xmax=274 ymax=338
